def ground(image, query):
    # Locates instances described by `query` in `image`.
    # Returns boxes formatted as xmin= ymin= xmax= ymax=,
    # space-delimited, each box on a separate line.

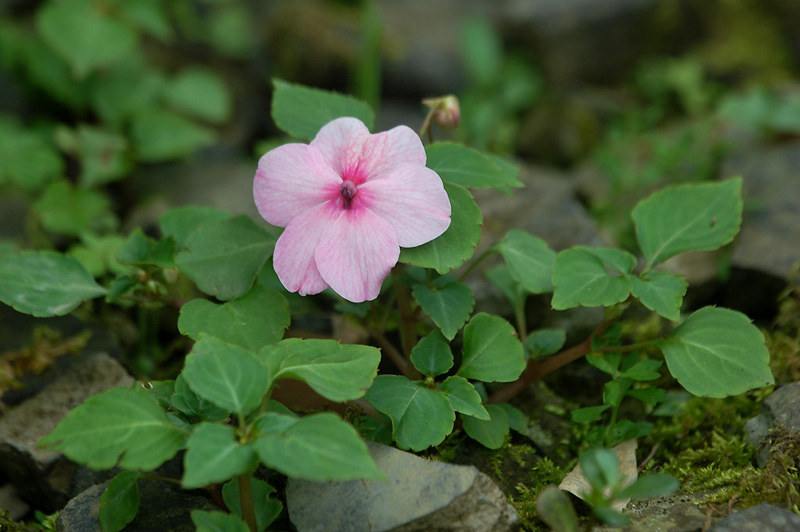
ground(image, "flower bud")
xmin=423 ymin=95 xmax=460 ymax=130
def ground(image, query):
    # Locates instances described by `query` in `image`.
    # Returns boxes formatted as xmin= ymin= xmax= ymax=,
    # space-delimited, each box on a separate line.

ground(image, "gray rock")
xmin=720 ymin=142 xmax=800 ymax=282
xmin=56 ymin=478 xmax=218 ymax=532
xmin=0 ymin=351 xmax=134 ymax=511
xmin=708 ymin=503 xmax=800 ymax=532
xmin=286 ymin=440 xmax=520 ymax=532
xmin=591 ymin=492 xmax=709 ymax=532
xmin=745 ymin=382 xmax=800 ymax=468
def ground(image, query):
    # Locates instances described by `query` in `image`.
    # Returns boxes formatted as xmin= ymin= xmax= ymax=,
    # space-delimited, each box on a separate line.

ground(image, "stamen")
xmin=340 ymin=180 xmax=357 ymax=210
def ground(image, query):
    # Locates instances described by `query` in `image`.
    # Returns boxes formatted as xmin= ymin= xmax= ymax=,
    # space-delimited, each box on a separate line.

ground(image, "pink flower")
xmin=253 ymin=117 xmax=451 ymax=303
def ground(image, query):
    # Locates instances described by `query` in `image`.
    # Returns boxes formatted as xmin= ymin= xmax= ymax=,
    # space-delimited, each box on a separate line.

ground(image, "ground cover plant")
xmin=0 ymin=76 xmax=775 ymax=530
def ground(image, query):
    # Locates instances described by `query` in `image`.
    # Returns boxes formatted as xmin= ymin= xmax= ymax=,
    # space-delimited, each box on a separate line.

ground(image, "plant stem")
xmin=514 ymin=301 xmax=528 ymax=345
xmin=488 ymin=321 xmax=611 ymax=404
xmin=458 ymin=248 xmax=498 ymax=283
xmin=392 ymin=267 xmax=421 ymax=379
xmin=238 ymin=474 xmax=258 ymax=532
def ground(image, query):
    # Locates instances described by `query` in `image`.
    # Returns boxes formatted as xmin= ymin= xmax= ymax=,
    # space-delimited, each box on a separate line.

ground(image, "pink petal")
xmin=312 ymin=118 xmax=426 ymax=183
xmin=254 ymin=143 xmax=340 ymax=227
xmin=272 ymin=202 xmax=339 ymax=296
xmin=315 ymin=208 xmax=399 ymax=303
xmin=360 ymin=166 xmax=452 ymax=248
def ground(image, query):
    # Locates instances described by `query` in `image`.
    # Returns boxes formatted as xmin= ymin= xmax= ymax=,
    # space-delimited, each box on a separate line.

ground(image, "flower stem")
xmin=238 ymin=474 xmax=258 ymax=532
xmin=458 ymin=248 xmax=498 ymax=283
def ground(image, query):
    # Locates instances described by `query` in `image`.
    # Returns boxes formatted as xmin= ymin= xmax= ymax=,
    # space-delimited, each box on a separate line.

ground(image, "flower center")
xmin=340 ymin=180 xmax=358 ymax=210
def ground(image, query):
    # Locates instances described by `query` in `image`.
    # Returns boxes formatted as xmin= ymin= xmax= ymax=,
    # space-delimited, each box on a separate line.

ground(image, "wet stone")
xmin=707 ymin=503 xmax=800 ymax=532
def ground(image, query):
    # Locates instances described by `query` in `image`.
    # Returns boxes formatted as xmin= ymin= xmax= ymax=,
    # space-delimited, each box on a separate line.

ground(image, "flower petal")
xmin=312 ymin=118 xmax=426 ymax=183
xmin=254 ymin=143 xmax=340 ymax=227
xmin=360 ymin=166 xmax=451 ymax=248
xmin=315 ymin=209 xmax=399 ymax=303
xmin=272 ymin=202 xmax=340 ymax=296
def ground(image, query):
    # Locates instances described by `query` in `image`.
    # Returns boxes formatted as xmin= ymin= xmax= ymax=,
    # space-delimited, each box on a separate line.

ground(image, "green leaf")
xmin=222 ymin=477 xmax=282 ymax=532
xmin=603 ymin=379 xmax=632 ymax=408
xmin=626 ymin=387 xmax=667 ymax=405
xmin=586 ymin=352 xmax=621 ymax=375
xmin=364 ymin=375 xmax=454 ymax=451
xmin=271 ymin=79 xmax=374 ymax=140
xmin=118 ymin=0 xmax=172 ymax=41
xmin=462 ymin=403 xmax=509 ymax=449
xmin=183 ymin=423 xmax=257 ymax=489
xmin=254 ymin=412 xmax=383 ymax=481
xmin=496 ymin=230 xmax=557 ymax=293
xmin=36 ymin=0 xmax=138 ymax=78
xmin=551 ymin=247 xmax=634 ymax=309
xmin=131 ymin=108 xmax=215 ymax=162
xmin=179 ymin=286 xmax=289 ymax=352
xmin=658 ymin=306 xmax=774 ymax=398
xmin=176 ymin=215 xmax=275 ymax=301
xmin=183 ymin=336 xmax=269 ymax=417
xmin=159 ymin=206 xmax=232 ymax=249
xmin=116 ymin=228 xmax=175 ymax=268
xmin=163 ymin=67 xmax=232 ymax=124
xmin=632 ymin=178 xmax=743 ymax=268
xmin=39 ymin=387 xmax=185 ymax=470
xmin=61 ymin=124 xmax=131 ymax=187
xmin=459 ymin=313 xmax=525 ymax=382
xmin=399 ymin=182 xmax=482 ymax=274
xmin=258 ymin=338 xmax=380 ymax=402
xmin=485 ymin=265 xmax=528 ymax=310
xmin=33 ymin=180 xmax=117 ymax=236
xmin=410 ymin=330 xmax=454 ymax=377
xmin=460 ymin=17 xmax=502 ymax=87
xmin=535 ymin=486 xmax=580 ymax=532
xmin=412 ymin=281 xmax=474 ymax=340
xmin=497 ymin=403 xmax=528 ymax=434
xmin=191 ymin=510 xmax=250 ymax=532
xmin=425 ymin=142 xmax=522 ymax=189
xmin=0 ymin=251 xmax=106 ymax=317
xmin=440 ymin=376 xmax=489 ymax=420
xmin=571 ymin=405 xmax=611 ymax=424
xmin=99 ymin=471 xmax=141 ymax=532
xmin=90 ymin=56 xmax=164 ymax=125
xmin=619 ymin=473 xmax=679 ymax=500
xmin=630 ymin=271 xmax=687 ymax=322
xmin=0 ymin=119 xmax=62 ymax=189
xmin=526 ymin=329 xmax=566 ymax=357
xmin=171 ymin=375 xmax=228 ymax=421
xmin=579 ymin=447 xmax=619 ymax=491
xmin=620 ymin=359 xmax=663 ymax=381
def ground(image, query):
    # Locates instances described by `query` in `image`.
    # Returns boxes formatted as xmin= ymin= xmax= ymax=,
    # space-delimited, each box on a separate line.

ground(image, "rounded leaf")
xmin=459 ymin=313 xmax=525 ymax=382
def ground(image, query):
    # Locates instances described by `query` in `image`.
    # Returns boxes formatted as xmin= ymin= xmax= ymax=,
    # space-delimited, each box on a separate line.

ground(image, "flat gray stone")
xmin=286 ymin=441 xmax=519 ymax=532
xmin=745 ymin=382 xmax=800 ymax=467
xmin=0 ymin=351 xmax=134 ymax=511
xmin=708 ymin=503 xmax=800 ymax=532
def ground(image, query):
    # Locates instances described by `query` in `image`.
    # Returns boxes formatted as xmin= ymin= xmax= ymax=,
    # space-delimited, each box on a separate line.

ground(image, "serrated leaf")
xmin=33 ymin=180 xmax=117 ymax=236
xmin=586 ymin=352 xmax=622 ymax=375
xmin=170 ymin=375 xmax=229 ymax=421
xmin=552 ymin=248 xmax=633 ymax=309
xmin=364 ymin=375 xmax=454 ymax=451
xmin=183 ymin=336 xmax=269 ymax=417
xmin=159 ymin=206 xmax=233 ymax=249
xmin=36 ymin=0 xmax=138 ymax=78
xmin=271 ymin=79 xmax=374 ymax=140
xmin=620 ymin=359 xmax=663 ymax=381
xmin=191 ymin=510 xmax=250 ymax=532
xmin=99 ymin=471 xmax=141 ymax=532
xmin=183 ymin=423 xmax=257 ymax=489
xmin=630 ymin=271 xmax=687 ymax=322
xmin=459 ymin=313 xmax=525 ymax=382
xmin=440 ymin=376 xmax=489 ymax=420
xmin=179 ymin=285 xmax=289 ymax=352
xmin=633 ymin=178 xmax=743 ymax=269
xmin=626 ymin=387 xmax=667 ymax=405
xmin=116 ymin=228 xmax=175 ymax=268
xmin=222 ymin=477 xmax=282 ymax=532
xmin=254 ymin=412 xmax=383 ymax=480
xmin=0 ymin=251 xmax=106 ymax=317
xmin=258 ymin=338 xmax=380 ymax=402
xmin=410 ymin=330 xmax=453 ymax=377
xmin=571 ymin=405 xmax=611 ymax=424
xmin=658 ymin=306 xmax=773 ymax=397
xmin=39 ymin=387 xmax=185 ymax=470
xmin=526 ymin=329 xmax=566 ymax=357
xmin=131 ymin=108 xmax=215 ymax=162
xmin=399 ymin=182 xmax=482 ymax=274
xmin=425 ymin=142 xmax=522 ymax=189
xmin=412 ymin=282 xmax=474 ymax=340
xmin=163 ymin=67 xmax=231 ymax=124
xmin=462 ymin=403 xmax=509 ymax=449
xmin=176 ymin=215 xmax=275 ymax=301
xmin=497 ymin=230 xmax=557 ymax=293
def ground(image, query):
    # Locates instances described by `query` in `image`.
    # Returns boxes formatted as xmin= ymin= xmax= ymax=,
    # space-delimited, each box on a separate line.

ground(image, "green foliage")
xmin=552 ymin=247 xmax=635 ymax=309
xmin=159 ymin=206 xmax=233 ymax=248
xmin=178 ymin=285 xmax=290 ymax=352
xmin=271 ymin=78 xmax=375 ymax=140
xmin=410 ymin=330 xmax=454 ymax=377
xmin=0 ymin=118 xmax=63 ymax=189
xmin=33 ymin=180 xmax=117 ymax=236
xmin=0 ymin=251 xmax=106 ymax=316
xmin=183 ymin=423 xmax=257 ymax=489
xmin=191 ymin=510 xmax=250 ymax=532
xmin=630 ymin=271 xmax=687 ymax=321
xmin=425 ymin=142 xmax=523 ymax=189
xmin=496 ymin=230 xmax=557 ymax=294
xmin=659 ymin=306 xmax=774 ymax=397
xmin=222 ymin=478 xmax=283 ymax=532
xmin=175 ymin=215 xmax=275 ymax=301
xmin=459 ymin=313 xmax=525 ymax=382
xmin=99 ymin=471 xmax=141 ymax=532
xmin=439 ymin=376 xmax=489 ymax=420
xmin=162 ymin=67 xmax=232 ymax=124
xmin=39 ymin=387 xmax=185 ymax=471
xmin=462 ymin=403 xmax=509 ymax=449
xmin=534 ymin=486 xmax=579 ymax=532
xmin=130 ymin=109 xmax=215 ymax=162
xmin=399 ymin=182 xmax=482 ymax=273
xmin=526 ymin=329 xmax=567 ymax=357
xmin=412 ymin=281 xmax=474 ymax=340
